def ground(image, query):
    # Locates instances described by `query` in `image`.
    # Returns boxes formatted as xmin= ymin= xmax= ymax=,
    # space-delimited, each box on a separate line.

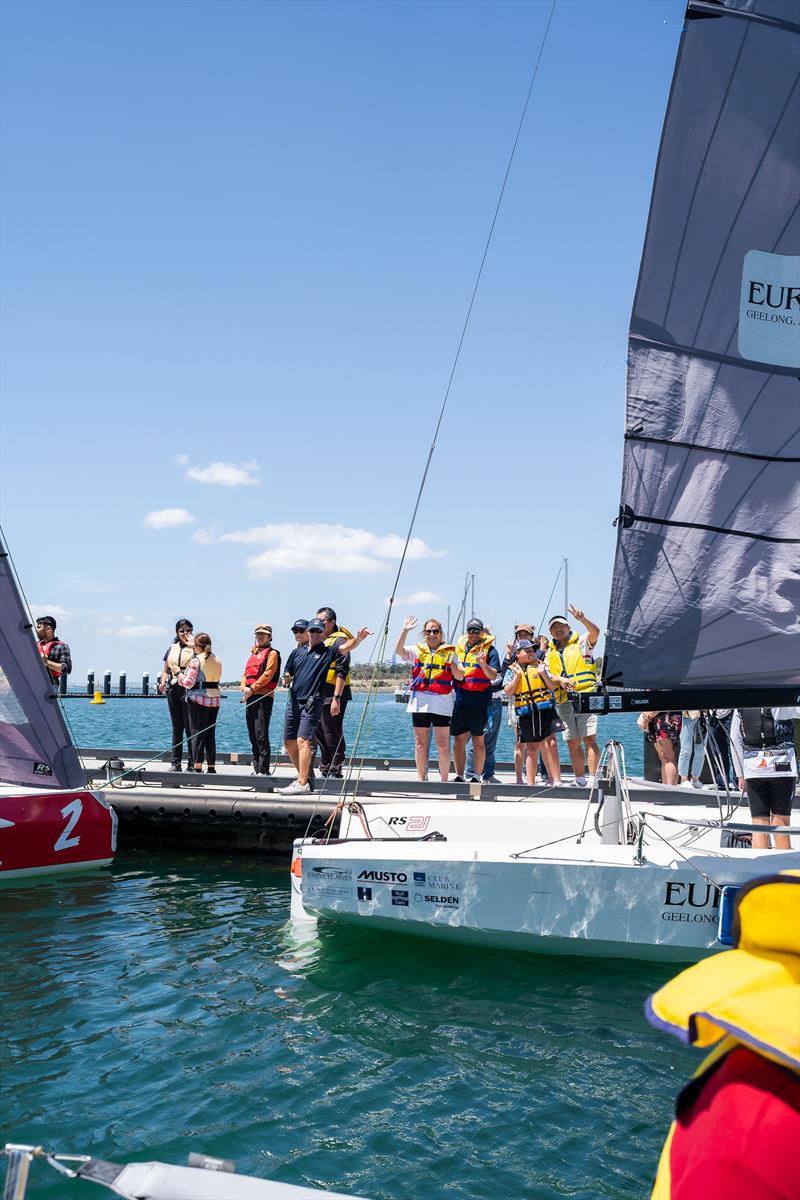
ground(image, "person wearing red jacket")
xmin=241 ymin=624 xmax=281 ymax=775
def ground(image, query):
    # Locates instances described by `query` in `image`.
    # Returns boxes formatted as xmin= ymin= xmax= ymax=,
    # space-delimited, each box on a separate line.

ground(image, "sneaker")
xmin=207 ymin=767 xmax=217 ymax=774
xmin=169 ymin=764 xmax=182 ymax=773
xmin=585 ymin=775 xmax=596 ymax=788
xmin=573 ymin=776 xmax=587 ymax=788
xmin=483 ymin=775 xmax=501 ymax=783
xmin=681 ymin=779 xmax=694 ymax=788
xmin=692 ymin=779 xmax=704 ymax=789
xmin=186 ymin=764 xmax=195 ymax=772
xmin=277 ymin=780 xmax=311 ymax=796
xmin=468 ymin=775 xmax=481 ymax=784
xmin=453 ymin=775 xmax=465 ymax=783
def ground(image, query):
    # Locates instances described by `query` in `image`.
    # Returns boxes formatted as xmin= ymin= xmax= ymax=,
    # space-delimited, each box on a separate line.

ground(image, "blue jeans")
xmin=466 ymin=697 xmax=503 ymax=779
xmin=678 ymin=716 xmax=706 ymax=778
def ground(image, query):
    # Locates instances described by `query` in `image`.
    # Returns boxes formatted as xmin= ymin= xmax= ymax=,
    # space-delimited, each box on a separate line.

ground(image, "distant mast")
xmin=601 ymin=0 xmax=800 ymax=694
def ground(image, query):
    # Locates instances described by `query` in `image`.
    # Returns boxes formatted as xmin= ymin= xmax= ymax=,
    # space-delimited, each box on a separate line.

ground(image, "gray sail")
xmin=0 ymin=535 xmax=85 ymax=790
xmin=603 ymin=0 xmax=800 ymax=691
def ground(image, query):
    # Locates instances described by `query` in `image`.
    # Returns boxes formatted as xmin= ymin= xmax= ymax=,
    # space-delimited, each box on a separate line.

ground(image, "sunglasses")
xmin=177 ymin=626 xmax=193 ymax=633
xmin=424 ymin=628 xmax=441 ymax=635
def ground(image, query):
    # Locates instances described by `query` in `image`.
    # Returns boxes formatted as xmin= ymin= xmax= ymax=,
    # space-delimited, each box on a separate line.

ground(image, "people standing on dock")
xmin=35 ymin=616 xmax=72 ymax=684
xmin=315 ymin=607 xmax=353 ymax=779
xmin=545 ymin=606 xmax=601 ymax=787
xmin=503 ymin=640 xmax=562 ymax=785
xmin=278 ymin=620 xmax=371 ymax=795
xmin=178 ymin=632 xmax=222 ymax=773
xmin=678 ymin=710 xmax=707 ymax=788
xmin=451 ymin=618 xmax=501 ymax=782
xmin=158 ymin=619 xmax=195 ymax=772
xmin=730 ymin=707 xmax=800 ymax=850
xmin=640 ymin=711 xmax=682 ymax=786
xmin=241 ymin=624 xmax=281 ymax=775
xmin=394 ymin=615 xmax=455 ymax=782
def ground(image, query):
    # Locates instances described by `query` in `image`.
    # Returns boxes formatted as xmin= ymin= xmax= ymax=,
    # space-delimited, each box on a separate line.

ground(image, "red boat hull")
xmin=0 ymin=789 xmax=116 ymax=879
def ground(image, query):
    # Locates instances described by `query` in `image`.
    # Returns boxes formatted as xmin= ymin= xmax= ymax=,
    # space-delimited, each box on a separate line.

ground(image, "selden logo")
xmin=357 ymin=869 xmax=408 ymax=883
xmin=739 ymin=250 xmax=800 ymax=368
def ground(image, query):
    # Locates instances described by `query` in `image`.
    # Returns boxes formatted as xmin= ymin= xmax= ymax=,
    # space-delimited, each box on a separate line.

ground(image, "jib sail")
xmin=602 ymin=0 xmax=800 ymax=692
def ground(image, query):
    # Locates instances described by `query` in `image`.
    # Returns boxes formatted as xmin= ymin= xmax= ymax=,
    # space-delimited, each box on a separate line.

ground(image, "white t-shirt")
xmin=398 ymin=644 xmax=455 ymax=717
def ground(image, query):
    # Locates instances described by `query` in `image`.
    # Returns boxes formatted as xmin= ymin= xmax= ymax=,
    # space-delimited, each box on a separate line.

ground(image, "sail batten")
xmin=603 ymin=0 xmax=800 ymax=693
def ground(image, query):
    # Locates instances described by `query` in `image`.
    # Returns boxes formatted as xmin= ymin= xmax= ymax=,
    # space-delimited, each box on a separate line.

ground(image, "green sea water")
xmin=2 ymin=851 xmax=696 ymax=1200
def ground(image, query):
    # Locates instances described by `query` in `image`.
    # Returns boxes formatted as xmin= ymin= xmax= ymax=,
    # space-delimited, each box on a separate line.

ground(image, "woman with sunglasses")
xmin=394 ymin=615 xmax=456 ymax=782
xmin=158 ymin=619 xmax=195 ymax=772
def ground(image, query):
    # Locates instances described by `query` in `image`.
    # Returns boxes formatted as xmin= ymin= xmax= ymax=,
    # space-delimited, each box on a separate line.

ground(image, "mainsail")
xmin=0 ymin=534 xmax=85 ymax=790
xmin=602 ymin=0 xmax=800 ymax=692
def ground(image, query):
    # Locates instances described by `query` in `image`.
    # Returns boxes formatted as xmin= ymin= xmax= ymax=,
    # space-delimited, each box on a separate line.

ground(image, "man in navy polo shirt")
xmin=278 ymin=619 xmax=370 ymax=795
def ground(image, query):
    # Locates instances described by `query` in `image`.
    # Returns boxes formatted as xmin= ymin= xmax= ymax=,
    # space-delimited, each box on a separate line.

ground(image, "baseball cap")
xmin=548 ymin=614 xmax=569 ymax=629
xmin=254 ymin=623 xmax=272 ymax=636
xmin=466 ymin=619 xmax=484 ymax=632
xmin=306 ymin=618 xmax=325 ymax=633
xmin=514 ymin=639 xmax=534 ymax=651
xmin=291 ymin=618 xmax=309 ymax=632
xmin=514 ymin=622 xmax=534 ymax=635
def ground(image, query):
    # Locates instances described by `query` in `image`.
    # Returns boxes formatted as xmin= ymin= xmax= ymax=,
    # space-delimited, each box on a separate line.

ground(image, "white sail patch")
xmin=738 ymin=251 xmax=800 ymax=368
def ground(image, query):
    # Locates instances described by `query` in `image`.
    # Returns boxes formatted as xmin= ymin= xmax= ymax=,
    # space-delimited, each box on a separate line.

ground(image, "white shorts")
xmin=556 ymin=700 xmax=598 ymax=742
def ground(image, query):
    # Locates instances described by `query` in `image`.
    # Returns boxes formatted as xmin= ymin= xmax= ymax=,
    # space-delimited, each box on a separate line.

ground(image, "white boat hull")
xmin=291 ymin=797 xmax=798 ymax=961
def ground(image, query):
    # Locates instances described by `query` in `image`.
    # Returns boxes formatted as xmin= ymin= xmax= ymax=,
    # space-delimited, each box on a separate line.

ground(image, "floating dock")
xmin=79 ymin=746 xmax=729 ymax=858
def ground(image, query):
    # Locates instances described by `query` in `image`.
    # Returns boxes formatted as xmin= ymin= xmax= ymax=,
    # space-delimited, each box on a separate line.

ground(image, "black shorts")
xmin=283 ymin=695 xmax=323 ymax=742
xmin=450 ymin=705 xmax=489 ymax=738
xmin=746 ymin=777 xmax=795 ymax=819
xmin=411 ymin=712 xmax=451 ymax=729
xmin=517 ymin=707 xmax=562 ymax=744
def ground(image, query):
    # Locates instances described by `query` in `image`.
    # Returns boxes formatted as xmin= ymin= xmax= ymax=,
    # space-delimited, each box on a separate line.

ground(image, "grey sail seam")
xmin=624 ymin=432 xmax=800 ymax=464
xmin=628 ymin=331 xmax=800 ymax=376
xmin=618 ymin=507 xmax=800 ymax=545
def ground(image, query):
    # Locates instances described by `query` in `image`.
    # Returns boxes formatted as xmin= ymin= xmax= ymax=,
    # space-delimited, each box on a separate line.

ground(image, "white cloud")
xmin=144 ymin=507 xmax=196 ymax=530
xmin=172 ymin=453 xmax=189 ymax=466
xmin=116 ymin=623 xmax=169 ymax=639
xmin=96 ymin=614 xmax=168 ymax=639
xmin=186 ymin=460 xmax=259 ymax=487
xmin=204 ymin=522 xmax=444 ymax=577
xmin=401 ymin=590 xmax=444 ymax=605
xmin=31 ymin=604 xmax=71 ymax=619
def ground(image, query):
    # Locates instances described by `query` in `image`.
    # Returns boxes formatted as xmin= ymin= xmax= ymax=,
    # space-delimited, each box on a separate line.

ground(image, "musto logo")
xmin=738 ymin=250 xmax=800 ymax=368
xmin=660 ymin=880 xmax=720 ymax=924
xmin=357 ymin=869 xmax=408 ymax=883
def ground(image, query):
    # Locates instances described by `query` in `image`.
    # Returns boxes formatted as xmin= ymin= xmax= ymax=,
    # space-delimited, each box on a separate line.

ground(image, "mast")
xmin=563 ymin=558 xmax=568 ymax=616
xmin=590 ymin=0 xmax=800 ymax=712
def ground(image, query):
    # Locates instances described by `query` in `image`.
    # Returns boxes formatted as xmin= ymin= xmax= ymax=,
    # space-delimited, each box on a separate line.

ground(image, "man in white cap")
xmin=241 ymin=624 xmax=281 ymax=775
xmin=545 ymin=604 xmax=601 ymax=787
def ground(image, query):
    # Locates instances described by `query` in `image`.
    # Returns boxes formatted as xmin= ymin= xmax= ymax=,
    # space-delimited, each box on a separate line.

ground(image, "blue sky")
xmin=1 ymin=0 xmax=684 ymax=680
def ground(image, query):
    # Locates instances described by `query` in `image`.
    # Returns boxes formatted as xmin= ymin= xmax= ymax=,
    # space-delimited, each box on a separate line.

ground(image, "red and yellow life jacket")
xmin=455 ymin=634 xmax=495 ymax=695
xmin=546 ymin=631 xmax=597 ymax=703
xmin=410 ymin=643 xmax=456 ymax=694
xmin=38 ymin=639 xmax=60 ymax=678
xmin=243 ymin=645 xmax=279 ymax=693
xmin=510 ymin=664 xmax=553 ymax=712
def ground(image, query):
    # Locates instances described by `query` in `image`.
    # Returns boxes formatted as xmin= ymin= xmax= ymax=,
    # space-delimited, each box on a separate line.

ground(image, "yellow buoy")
xmin=89 ymin=690 xmax=105 ymax=705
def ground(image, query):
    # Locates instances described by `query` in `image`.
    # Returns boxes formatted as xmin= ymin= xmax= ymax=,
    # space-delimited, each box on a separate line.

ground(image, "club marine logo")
xmin=411 ymin=871 xmax=459 ymax=892
xmin=738 ymin=250 xmax=800 ymax=368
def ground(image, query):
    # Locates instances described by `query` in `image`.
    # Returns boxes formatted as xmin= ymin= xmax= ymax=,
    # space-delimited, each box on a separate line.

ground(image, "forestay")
xmin=0 ymin=534 xmax=84 ymax=790
xmin=603 ymin=0 xmax=800 ymax=691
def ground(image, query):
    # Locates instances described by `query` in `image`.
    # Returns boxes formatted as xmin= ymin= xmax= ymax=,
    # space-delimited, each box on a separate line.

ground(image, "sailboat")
xmin=288 ymin=0 xmax=799 ymax=960
xmin=0 ymin=532 xmax=116 ymax=879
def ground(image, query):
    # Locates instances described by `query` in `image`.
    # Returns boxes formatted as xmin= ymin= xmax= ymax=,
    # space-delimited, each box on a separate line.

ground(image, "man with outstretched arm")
xmin=278 ymin=620 xmax=371 ymax=796
xmin=545 ymin=604 xmax=601 ymax=787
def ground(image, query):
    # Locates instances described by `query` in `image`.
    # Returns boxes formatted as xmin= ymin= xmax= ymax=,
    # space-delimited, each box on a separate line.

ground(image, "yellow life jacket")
xmin=455 ymin=634 xmax=496 ymax=696
xmin=546 ymin=631 xmax=597 ymax=702
xmin=648 ymin=872 xmax=800 ymax=1198
xmin=511 ymin=664 xmax=553 ymax=712
xmin=411 ymin=643 xmax=456 ymax=694
xmin=324 ymin=625 xmax=353 ymax=687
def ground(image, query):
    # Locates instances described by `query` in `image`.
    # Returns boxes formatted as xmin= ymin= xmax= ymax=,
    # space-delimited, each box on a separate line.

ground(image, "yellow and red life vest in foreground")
xmin=647 ymin=872 xmax=800 ymax=1199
